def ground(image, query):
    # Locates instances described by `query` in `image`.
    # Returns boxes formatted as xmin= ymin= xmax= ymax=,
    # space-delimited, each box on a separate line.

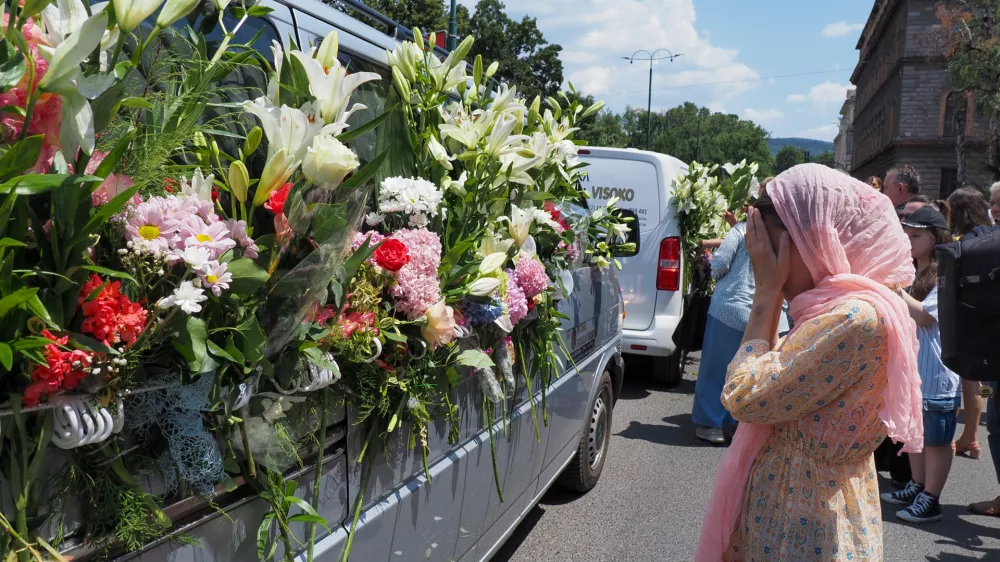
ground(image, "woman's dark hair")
xmin=909 ymin=225 xmax=954 ymax=301
xmin=932 ymin=199 xmax=951 ymax=224
xmin=947 ymin=187 xmax=991 ymax=236
xmin=752 ymin=189 xmax=786 ymax=230
xmin=867 ymin=176 xmax=882 ymax=191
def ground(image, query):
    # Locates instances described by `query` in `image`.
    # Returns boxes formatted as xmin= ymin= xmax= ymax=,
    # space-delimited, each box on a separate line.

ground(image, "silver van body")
xmin=57 ymin=2 xmax=627 ymax=561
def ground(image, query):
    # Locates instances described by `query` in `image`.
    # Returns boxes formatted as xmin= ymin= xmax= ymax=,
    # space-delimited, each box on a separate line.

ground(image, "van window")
xmin=580 ymin=158 xmax=661 ymax=233
xmin=331 ymin=53 xmax=392 ymax=163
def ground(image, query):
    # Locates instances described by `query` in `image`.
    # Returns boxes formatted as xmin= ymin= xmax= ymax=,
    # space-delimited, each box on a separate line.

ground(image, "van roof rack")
xmin=334 ymin=0 xmax=451 ymax=57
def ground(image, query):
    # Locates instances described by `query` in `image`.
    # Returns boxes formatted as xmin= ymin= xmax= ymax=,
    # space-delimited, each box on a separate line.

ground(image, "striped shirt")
xmin=915 ymin=286 xmax=962 ymax=400
xmin=708 ymin=223 xmax=790 ymax=333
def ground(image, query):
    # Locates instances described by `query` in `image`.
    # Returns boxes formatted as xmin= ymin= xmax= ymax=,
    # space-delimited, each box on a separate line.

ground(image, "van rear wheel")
xmin=558 ymin=371 xmax=614 ymax=493
xmin=651 ymin=352 xmax=683 ymax=387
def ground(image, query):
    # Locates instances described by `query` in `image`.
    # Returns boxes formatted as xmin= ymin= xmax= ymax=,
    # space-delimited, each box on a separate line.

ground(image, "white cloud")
xmin=743 ymin=108 xmax=784 ymax=124
xmin=798 ymin=124 xmax=840 ymax=141
xmin=822 ymin=21 xmax=864 ymax=38
xmin=787 ymin=82 xmax=855 ymax=109
xmin=468 ymin=0 xmax=760 ymax=110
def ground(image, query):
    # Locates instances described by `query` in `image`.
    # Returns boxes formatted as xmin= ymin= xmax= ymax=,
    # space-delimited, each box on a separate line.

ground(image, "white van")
xmin=580 ymin=148 xmax=687 ymax=386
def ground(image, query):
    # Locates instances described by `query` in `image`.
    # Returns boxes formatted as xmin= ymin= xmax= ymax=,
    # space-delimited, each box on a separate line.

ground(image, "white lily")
xmin=497 ymin=153 xmax=539 ymax=187
xmin=113 ymin=0 xmax=164 ymax=33
xmin=211 ymin=0 xmax=231 ymax=9
xmin=181 ymin=168 xmax=215 ymax=201
xmin=439 ymin=109 xmax=491 ymax=149
xmin=442 ymin=171 xmax=468 ymax=195
xmin=479 ymin=252 xmax=508 ymax=274
xmin=41 ymin=0 xmax=121 ymax=71
xmin=427 ymin=53 xmax=467 ymax=92
xmin=266 ymin=40 xmax=283 ymax=102
xmin=505 ymin=204 xmax=534 ymax=248
xmin=386 ymin=41 xmax=422 ymax=84
xmin=483 ymin=115 xmax=527 ymax=158
xmin=528 ymin=132 xmax=551 ymax=162
xmin=38 ymin=11 xmax=115 ymax=158
xmin=244 ymin=97 xmax=337 ymax=204
xmin=543 ymin=109 xmax=579 ymax=142
xmin=722 ymin=162 xmax=739 ymax=176
xmin=427 ymin=135 xmax=454 ymax=170
xmin=489 ymin=84 xmax=517 ymax=114
xmin=481 ymin=230 xmax=515 ymax=256
xmin=291 ymin=32 xmax=381 ymax=129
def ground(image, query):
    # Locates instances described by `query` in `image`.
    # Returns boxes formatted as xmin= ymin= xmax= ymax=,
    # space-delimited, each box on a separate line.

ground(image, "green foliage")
xmin=574 ymin=101 xmax=776 ymax=174
xmin=775 ymin=145 xmax=805 ymax=174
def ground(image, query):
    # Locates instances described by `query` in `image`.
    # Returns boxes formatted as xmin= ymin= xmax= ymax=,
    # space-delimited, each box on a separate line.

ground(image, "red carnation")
xmin=265 ymin=183 xmax=292 ymax=214
xmin=373 ymin=238 xmax=411 ymax=272
xmin=78 ymin=274 xmax=148 ymax=348
xmin=23 ymin=330 xmax=94 ymax=406
xmin=544 ymin=201 xmax=562 ymax=222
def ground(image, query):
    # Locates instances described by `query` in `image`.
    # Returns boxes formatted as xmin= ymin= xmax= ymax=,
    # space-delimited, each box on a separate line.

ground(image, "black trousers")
xmin=874 ymin=436 xmax=911 ymax=483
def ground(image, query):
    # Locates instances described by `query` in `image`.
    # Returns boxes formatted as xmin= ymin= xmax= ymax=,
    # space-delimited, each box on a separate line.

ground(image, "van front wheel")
xmin=558 ymin=371 xmax=614 ymax=493
xmin=651 ymin=351 xmax=683 ymax=387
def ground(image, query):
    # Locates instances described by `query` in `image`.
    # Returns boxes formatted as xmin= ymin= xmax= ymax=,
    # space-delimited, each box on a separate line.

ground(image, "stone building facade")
xmin=834 ymin=90 xmax=856 ymax=172
xmin=850 ymin=0 xmax=991 ymax=197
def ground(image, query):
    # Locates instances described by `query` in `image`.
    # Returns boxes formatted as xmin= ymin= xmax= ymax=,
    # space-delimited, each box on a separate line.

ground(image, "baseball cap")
xmin=900 ymin=206 xmax=948 ymax=230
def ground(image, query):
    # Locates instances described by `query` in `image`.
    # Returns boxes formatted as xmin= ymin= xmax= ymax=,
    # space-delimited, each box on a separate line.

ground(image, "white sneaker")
xmin=696 ymin=426 xmax=726 ymax=444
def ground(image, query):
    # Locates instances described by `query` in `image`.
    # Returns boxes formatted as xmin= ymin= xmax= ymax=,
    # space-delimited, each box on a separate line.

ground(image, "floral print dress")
xmin=722 ymin=298 xmax=890 ymax=561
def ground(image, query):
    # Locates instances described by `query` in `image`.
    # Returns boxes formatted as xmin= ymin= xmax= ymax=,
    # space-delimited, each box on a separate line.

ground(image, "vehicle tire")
xmin=651 ymin=352 xmax=683 ymax=387
xmin=558 ymin=371 xmax=614 ymax=493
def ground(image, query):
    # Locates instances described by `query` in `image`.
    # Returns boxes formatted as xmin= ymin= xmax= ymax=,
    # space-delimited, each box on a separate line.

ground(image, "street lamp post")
xmin=447 ymin=0 xmax=457 ymax=50
xmin=623 ymin=49 xmax=683 ymax=151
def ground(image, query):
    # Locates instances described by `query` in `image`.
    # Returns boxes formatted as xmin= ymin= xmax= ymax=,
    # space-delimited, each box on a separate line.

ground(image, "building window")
xmin=942 ymin=92 xmax=956 ymax=137
xmin=940 ymin=168 xmax=959 ymax=198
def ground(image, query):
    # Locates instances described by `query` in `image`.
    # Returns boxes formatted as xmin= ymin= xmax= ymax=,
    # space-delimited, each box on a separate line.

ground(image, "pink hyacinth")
xmin=506 ymin=269 xmax=528 ymax=325
xmin=352 ymin=230 xmax=385 ymax=251
xmin=515 ymin=256 xmax=548 ymax=299
xmin=389 ymin=228 xmax=442 ymax=319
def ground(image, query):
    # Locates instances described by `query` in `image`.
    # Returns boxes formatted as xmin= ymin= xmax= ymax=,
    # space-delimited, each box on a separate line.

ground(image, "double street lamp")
xmin=623 ymin=49 xmax=684 ymax=151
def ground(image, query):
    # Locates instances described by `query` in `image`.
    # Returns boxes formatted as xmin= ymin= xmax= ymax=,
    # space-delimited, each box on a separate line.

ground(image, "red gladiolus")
xmin=265 ymin=183 xmax=292 ymax=214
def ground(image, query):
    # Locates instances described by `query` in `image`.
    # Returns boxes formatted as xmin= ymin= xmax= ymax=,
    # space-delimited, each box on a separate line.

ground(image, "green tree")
xmin=459 ymin=0 xmax=564 ymax=100
xmin=813 ymin=150 xmax=835 ymax=167
xmin=936 ymin=0 xmax=999 ymax=179
xmin=775 ymin=145 xmax=805 ymax=173
xmin=574 ymin=94 xmax=629 ymax=148
xmin=326 ymin=0 xmax=449 ymax=32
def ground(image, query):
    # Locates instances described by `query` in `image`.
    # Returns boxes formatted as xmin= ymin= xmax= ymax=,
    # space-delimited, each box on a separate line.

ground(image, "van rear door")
xmin=580 ymin=152 xmax=662 ymax=331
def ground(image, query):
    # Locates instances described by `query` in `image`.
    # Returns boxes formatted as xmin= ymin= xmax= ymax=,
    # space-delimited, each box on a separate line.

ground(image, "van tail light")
xmin=656 ymin=237 xmax=681 ymax=291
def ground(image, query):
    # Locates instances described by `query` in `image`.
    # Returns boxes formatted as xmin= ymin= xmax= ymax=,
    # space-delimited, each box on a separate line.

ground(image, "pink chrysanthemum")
xmin=515 ymin=257 xmax=548 ymax=299
xmin=125 ymin=199 xmax=180 ymax=252
xmin=197 ymin=261 xmax=233 ymax=296
xmin=177 ymin=216 xmax=237 ymax=259
xmin=389 ymin=228 xmax=442 ymax=319
xmin=506 ymin=269 xmax=528 ymax=324
xmin=225 ymin=219 xmax=259 ymax=259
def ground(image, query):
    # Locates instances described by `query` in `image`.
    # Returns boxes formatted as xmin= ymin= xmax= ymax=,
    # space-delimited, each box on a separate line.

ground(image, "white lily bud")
xmin=114 ymin=0 xmax=165 ymax=32
xmin=156 ymin=0 xmax=200 ymax=27
xmin=229 ymin=161 xmax=250 ymax=204
xmin=468 ymin=277 xmax=502 ymax=297
xmin=316 ymin=30 xmax=339 ymax=70
xmin=302 ymin=134 xmax=360 ymax=188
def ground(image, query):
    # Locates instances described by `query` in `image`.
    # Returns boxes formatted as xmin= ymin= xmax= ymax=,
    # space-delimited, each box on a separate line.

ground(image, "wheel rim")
xmin=588 ymin=389 xmax=609 ymax=468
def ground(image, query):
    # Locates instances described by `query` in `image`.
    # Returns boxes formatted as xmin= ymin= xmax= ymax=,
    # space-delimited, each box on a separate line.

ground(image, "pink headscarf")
xmin=696 ymin=164 xmax=922 ymax=561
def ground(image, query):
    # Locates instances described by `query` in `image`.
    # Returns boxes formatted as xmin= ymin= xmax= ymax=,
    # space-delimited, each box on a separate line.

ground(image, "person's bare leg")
xmin=923 ymin=446 xmax=954 ymax=497
xmin=909 ymin=452 xmax=925 ymax=487
xmin=956 ymin=380 xmax=983 ymax=457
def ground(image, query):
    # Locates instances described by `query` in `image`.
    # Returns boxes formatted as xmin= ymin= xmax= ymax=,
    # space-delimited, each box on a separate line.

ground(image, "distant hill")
xmin=768 ymin=138 xmax=835 ymax=156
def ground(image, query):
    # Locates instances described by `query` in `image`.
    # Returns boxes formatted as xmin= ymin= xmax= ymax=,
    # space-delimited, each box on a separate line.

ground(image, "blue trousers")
xmin=692 ymin=315 xmax=740 ymax=429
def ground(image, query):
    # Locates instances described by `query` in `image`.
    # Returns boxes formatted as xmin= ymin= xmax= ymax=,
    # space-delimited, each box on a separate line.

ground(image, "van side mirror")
xmin=610 ymin=209 xmax=640 ymax=257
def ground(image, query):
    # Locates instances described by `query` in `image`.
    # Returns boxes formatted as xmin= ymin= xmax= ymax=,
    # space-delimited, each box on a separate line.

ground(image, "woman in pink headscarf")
xmin=696 ymin=164 xmax=923 ymax=561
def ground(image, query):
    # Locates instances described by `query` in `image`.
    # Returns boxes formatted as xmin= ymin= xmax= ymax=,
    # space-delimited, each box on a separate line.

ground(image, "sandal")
xmin=955 ymin=440 xmax=982 ymax=459
xmin=969 ymin=497 xmax=1000 ymax=517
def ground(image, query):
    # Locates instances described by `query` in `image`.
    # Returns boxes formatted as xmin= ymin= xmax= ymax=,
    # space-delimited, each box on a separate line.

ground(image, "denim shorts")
xmin=923 ymin=397 xmax=961 ymax=447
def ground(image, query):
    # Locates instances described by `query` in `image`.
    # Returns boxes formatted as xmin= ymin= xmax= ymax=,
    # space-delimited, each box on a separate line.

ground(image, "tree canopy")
xmin=775 ymin=145 xmax=805 ymax=174
xmin=575 ymin=102 xmax=776 ymax=175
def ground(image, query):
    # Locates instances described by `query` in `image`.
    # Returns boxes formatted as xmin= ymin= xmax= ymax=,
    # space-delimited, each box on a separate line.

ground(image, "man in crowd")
xmin=884 ymin=166 xmax=921 ymax=218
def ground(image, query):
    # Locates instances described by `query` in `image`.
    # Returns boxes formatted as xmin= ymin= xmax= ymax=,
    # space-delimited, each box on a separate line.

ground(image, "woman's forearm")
xmin=742 ymin=289 xmax=783 ymax=349
xmin=898 ymin=290 xmax=935 ymax=327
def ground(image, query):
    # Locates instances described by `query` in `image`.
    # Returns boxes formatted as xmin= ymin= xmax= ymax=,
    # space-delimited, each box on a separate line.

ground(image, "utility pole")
xmin=447 ymin=0 xmax=457 ymax=50
xmin=623 ymin=49 xmax=683 ymax=151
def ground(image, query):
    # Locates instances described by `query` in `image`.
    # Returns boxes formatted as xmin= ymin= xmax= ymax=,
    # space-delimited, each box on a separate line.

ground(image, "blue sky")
xmin=459 ymin=0 xmax=877 ymax=141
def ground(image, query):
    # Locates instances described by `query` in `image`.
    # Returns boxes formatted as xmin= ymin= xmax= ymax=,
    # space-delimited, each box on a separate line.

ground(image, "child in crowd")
xmin=880 ymin=207 xmax=963 ymax=523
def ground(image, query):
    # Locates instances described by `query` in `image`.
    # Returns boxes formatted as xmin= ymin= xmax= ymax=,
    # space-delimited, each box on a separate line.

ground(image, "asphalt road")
xmin=492 ymin=354 xmax=1000 ymax=562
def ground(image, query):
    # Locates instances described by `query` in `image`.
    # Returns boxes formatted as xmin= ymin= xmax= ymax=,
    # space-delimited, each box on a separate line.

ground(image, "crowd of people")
xmin=690 ymin=163 xmax=1000 ymax=560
